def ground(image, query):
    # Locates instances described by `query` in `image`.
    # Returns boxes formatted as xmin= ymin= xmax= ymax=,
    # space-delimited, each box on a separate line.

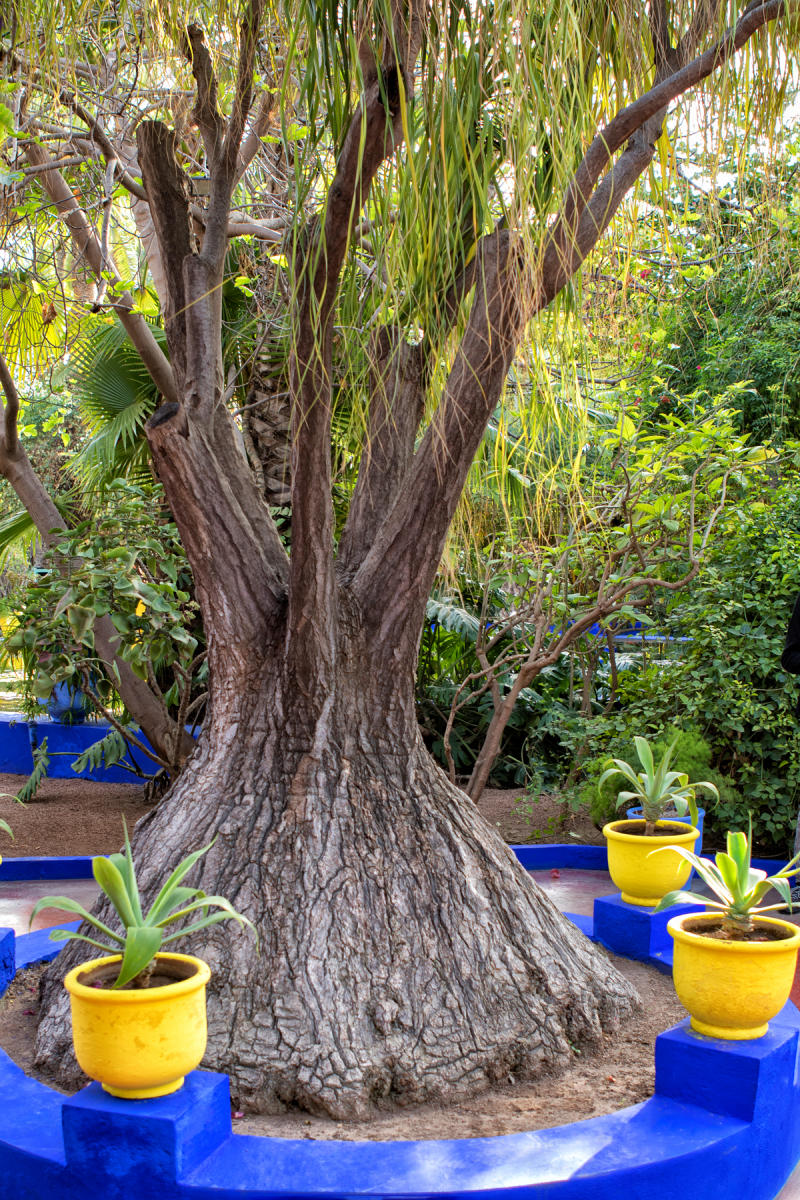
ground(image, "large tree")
xmin=0 ymin=0 xmax=794 ymax=1117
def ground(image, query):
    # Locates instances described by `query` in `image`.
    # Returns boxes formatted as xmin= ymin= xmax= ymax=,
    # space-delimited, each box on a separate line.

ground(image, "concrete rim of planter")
xmin=1 ymin=846 xmax=799 ymax=1200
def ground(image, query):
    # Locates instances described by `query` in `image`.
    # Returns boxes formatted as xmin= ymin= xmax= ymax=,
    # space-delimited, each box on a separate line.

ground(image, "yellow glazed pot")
xmin=64 ymin=952 xmax=211 ymax=1098
xmin=602 ymin=819 xmax=699 ymax=906
xmin=667 ymin=912 xmax=800 ymax=1040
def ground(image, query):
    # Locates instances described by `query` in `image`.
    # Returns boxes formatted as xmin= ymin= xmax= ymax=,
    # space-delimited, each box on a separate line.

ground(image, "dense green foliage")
xmin=609 ymin=478 xmax=800 ymax=852
xmin=582 ymin=727 xmax=738 ymax=829
xmin=1 ymin=481 xmax=204 ymax=783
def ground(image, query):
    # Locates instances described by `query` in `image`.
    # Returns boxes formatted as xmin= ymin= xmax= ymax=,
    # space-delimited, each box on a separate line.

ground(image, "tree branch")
xmin=201 ymin=0 xmax=266 ymax=271
xmin=23 ymin=141 xmax=179 ymax=405
xmin=288 ymin=51 xmax=419 ymax=689
xmin=337 ymin=328 xmax=426 ymax=577
xmin=67 ymin=96 xmax=150 ymax=201
xmin=649 ymin=0 xmax=674 ymax=70
xmin=235 ymin=89 xmax=275 ymax=182
xmin=541 ymin=0 xmax=790 ymax=301
xmin=184 ymin=23 xmax=225 ymax=164
xmin=349 ymin=4 xmax=788 ymax=658
xmin=136 ymin=121 xmax=194 ymax=389
xmin=0 ymin=355 xmax=19 ymax=457
xmin=351 ymin=229 xmax=523 ymax=658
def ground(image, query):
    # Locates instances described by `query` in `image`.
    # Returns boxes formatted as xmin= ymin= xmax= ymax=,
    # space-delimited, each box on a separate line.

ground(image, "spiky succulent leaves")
xmin=28 ymin=894 xmax=124 ymax=946
xmin=92 ymin=854 xmax=140 ymax=930
xmin=46 ymin=928 xmax=125 ymax=955
xmin=159 ymin=895 xmax=258 ymax=946
xmin=652 ymin=823 xmax=800 ymax=930
xmin=34 ymin=826 xmax=254 ymax=986
xmin=114 ymin=820 xmax=145 ymax=923
xmin=0 ymin=818 xmax=13 ymax=839
xmin=598 ymin=759 xmax=642 ymax=799
xmin=114 ymin=926 xmax=164 ymax=989
xmin=144 ymin=839 xmax=217 ymax=925
xmin=634 ymin=735 xmax=657 ymax=780
xmin=599 ymin=736 xmax=713 ymax=831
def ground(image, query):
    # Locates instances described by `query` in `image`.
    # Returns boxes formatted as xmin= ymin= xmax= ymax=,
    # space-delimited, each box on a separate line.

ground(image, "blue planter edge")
xmin=1 ymin=843 xmax=787 ymax=881
xmin=0 ymin=711 xmax=196 ymax=785
xmin=2 ymin=849 xmax=800 ymax=1198
xmin=2 ymin=947 xmax=798 ymax=1200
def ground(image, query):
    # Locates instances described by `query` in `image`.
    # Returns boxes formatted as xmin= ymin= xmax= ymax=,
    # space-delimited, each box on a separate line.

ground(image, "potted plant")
xmin=652 ymin=827 xmax=800 ymax=1039
xmin=599 ymin=736 xmax=718 ymax=906
xmin=29 ymin=824 xmax=255 ymax=1099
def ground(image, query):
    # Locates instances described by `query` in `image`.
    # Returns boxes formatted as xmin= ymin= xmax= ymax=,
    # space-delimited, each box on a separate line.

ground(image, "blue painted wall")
xmin=0 ymin=711 xmax=185 ymax=785
xmin=2 ymin=849 xmax=800 ymax=1198
xmin=1 ymin=1005 xmax=799 ymax=1199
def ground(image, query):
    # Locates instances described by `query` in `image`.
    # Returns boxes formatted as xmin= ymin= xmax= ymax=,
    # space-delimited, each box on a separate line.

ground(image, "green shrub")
xmin=598 ymin=479 xmax=800 ymax=853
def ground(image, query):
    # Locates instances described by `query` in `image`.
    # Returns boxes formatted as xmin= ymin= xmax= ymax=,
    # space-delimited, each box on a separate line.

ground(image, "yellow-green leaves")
xmin=652 ymin=821 xmax=800 ymax=932
xmin=115 ymin=927 xmax=164 ymax=989
xmin=598 ymin=735 xmax=717 ymax=828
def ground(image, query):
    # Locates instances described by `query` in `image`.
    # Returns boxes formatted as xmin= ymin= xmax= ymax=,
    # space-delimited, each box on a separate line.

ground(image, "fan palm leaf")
xmin=68 ymin=320 xmax=163 ymax=489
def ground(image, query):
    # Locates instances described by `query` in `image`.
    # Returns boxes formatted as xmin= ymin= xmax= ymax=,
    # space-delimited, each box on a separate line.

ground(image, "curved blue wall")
xmin=1 ymin=850 xmax=799 ymax=1200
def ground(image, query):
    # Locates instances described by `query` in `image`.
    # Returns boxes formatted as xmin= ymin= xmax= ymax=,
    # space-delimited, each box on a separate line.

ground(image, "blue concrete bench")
xmin=1 ymin=847 xmax=798 ymax=1200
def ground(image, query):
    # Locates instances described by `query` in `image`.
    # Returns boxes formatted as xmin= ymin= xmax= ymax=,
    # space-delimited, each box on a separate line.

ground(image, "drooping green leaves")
xmin=30 ymin=820 xmax=255 ymax=988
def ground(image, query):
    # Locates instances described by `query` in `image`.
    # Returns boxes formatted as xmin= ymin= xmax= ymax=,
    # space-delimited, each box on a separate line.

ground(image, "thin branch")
xmin=0 ymin=353 xmax=20 ymax=458
xmin=352 ymin=229 xmax=523 ymax=657
xmin=23 ymin=140 xmax=179 ymax=405
xmin=288 ymin=43 xmax=422 ymax=686
xmin=184 ymin=22 xmax=225 ymax=162
xmin=67 ymin=97 xmax=150 ymax=200
xmin=79 ymin=669 xmax=170 ymax=773
xmin=225 ymin=0 xmax=267 ymax=175
xmin=542 ymin=0 xmax=792 ymax=302
xmin=21 ymin=154 xmax=91 ymax=175
xmin=680 ymin=0 xmax=726 ymax=61
xmin=236 ymin=89 xmax=275 ymax=182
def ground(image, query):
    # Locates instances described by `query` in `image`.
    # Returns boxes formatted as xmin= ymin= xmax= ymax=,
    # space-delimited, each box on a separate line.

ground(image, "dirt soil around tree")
xmin=0 ymin=777 xmax=603 ymax=858
xmin=0 ymin=775 xmax=686 ymax=1139
xmin=0 ymin=773 xmax=152 ymax=857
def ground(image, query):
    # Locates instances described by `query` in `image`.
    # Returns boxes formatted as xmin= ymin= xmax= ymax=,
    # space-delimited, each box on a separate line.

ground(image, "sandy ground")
xmin=0 ymin=778 xmax=600 ymax=859
xmin=0 ymin=773 xmax=152 ymax=857
xmin=0 ymin=774 xmax=687 ymax=1140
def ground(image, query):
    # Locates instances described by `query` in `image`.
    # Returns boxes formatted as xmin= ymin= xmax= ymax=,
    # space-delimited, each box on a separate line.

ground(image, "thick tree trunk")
xmin=25 ymin=0 xmax=793 ymax=1123
xmin=36 ymin=619 xmax=638 ymax=1118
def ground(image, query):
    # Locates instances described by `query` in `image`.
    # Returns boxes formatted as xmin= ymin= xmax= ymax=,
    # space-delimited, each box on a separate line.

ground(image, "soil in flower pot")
xmin=612 ymin=820 xmax=690 ymax=838
xmin=680 ymin=918 xmax=795 ymax=944
xmin=76 ymin=957 xmax=200 ymax=990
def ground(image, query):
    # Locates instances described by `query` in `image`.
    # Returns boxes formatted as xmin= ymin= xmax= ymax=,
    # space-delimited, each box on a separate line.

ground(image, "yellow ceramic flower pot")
xmin=667 ymin=912 xmax=800 ymax=1040
xmin=602 ymin=819 xmax=699 ymax=906
xmin=64 ymin=952 xmax=211 ymax=1098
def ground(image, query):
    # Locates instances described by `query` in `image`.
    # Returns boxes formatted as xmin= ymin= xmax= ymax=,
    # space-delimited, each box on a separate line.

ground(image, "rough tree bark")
xmin=41 ymin=619 xmax=639 ymax=1116
xmin=31 ymin=0 xmax=793 ymax=1117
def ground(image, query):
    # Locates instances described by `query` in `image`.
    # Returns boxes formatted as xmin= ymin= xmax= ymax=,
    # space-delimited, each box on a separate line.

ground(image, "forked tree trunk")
xmin=36 ymin=614 xmax=638 ymax=1117
xmin=31 ymin=0 xmax=773 ymax=1120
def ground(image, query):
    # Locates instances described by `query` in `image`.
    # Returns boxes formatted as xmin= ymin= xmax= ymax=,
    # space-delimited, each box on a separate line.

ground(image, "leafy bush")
xmin=416 ymin=586 xmax=546 ymax=784
xmin=596 ymin=478 xmax=800 ymax=853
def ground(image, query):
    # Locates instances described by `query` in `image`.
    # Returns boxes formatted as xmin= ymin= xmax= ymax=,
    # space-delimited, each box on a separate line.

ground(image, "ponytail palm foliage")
xmin=1 ymin=0 xmax=798 ymax=1119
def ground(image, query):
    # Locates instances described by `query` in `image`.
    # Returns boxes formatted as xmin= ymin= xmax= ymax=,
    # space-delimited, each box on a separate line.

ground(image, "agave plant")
xmin=598 ymin=735 xmax=718 ymax=836
xmin=652 ymin=823 xmax=800 ymax=934
xmin=0 ymin=818 xmax=12 ymax=839
xmin=30 ymin=823 xmax=255 ymax=988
